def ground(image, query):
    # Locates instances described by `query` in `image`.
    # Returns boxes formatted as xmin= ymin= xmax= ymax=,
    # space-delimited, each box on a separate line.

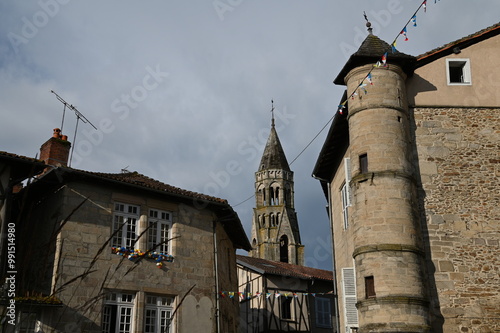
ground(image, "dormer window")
xmin=446 ymin=59 xmax=471 ymax=85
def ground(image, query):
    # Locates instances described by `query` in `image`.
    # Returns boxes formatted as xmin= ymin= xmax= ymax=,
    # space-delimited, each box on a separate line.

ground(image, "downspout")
xmin=327 ymin=182 xmax=341 ymax=333
xmin=213 ymin=220 xmax=221 ymax=333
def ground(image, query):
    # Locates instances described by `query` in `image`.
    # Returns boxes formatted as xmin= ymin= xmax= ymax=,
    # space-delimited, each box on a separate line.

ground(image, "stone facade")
xmin=412 ymin=106 xmax=500 ymax=332
xmin=313 ymin=23 xmax=500 ymax=333
xmin=250 ymin=120 xmax=304 ymax=266
xmin=4 ymin=149 xmax=250 ymax=333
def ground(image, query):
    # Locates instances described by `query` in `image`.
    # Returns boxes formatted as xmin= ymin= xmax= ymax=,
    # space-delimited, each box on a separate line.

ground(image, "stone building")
xmin=313 ymin=23 xmax=500 ymax=332
xmin=249 ymin=114 xmax=304 ymax=266
xmin=0 ymin=129 xmax=251 ymax=333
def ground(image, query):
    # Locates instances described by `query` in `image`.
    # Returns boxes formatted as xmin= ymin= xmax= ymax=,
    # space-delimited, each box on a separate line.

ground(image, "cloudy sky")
xmin=1 ymin=0 xmax=498 ymax=270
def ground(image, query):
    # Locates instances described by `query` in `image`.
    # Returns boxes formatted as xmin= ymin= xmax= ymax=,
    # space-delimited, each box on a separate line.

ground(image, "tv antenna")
xmin=51 ymin=90 xmax=97 ymax=167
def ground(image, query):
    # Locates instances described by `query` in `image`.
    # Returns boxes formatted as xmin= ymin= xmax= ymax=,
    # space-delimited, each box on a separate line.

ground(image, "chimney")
xmin=39 ymin=128 xmax=71 ymax=167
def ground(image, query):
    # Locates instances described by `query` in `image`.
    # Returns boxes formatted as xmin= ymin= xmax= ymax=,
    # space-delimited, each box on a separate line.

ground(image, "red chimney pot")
xmin=40 ymin=128 xmax=71 ymax=167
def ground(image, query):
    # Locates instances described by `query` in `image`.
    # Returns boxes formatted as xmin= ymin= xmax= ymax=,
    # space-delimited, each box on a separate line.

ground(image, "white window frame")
xmin=446 ymin=58 xmax=471 ymax=85
xmin=341 ymin=183 xmax=350 ymax=230
xmin=144 ymin=295 xmax=174 ymax=333
xmin=341 ymin=158 xmax=352 ymax=230
xmin=148 ymin=209 xmax=173 ymax=254
xmin=112 ymin=203 xmax=140 ymax=249
xmin=102 ymin=292 xmax=135 ymax=333
xmin=315 ymin=297 xmax=332 ymax=328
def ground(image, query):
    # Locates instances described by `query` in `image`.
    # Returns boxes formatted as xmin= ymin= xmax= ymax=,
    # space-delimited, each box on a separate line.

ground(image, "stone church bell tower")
xmin=249 ymin=105 xmax=304 ymax=265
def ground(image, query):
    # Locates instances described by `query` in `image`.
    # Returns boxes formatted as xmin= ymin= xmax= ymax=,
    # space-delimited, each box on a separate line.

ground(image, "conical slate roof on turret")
xmin=334 ymin=33 xmax=416 ymax=85
xmin=259 ymin=122 xmax=291 ymax=172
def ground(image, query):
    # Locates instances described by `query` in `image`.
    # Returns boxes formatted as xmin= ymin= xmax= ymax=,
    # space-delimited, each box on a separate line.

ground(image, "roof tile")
xmin=237 ymin=255 xmax=333 ymax=281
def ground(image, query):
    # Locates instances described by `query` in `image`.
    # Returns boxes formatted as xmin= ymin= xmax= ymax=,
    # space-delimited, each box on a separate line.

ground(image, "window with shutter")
xmin=341 ymin=158 xmax=352 ymax=230
xmin=342 ymin=267 xmax=358 ymax=333
xmin=344 ymin=158 xmax=352 ymax=205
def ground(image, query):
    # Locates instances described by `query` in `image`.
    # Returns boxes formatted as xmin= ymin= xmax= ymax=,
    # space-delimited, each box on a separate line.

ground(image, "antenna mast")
xmin=51 ymin=90 xmax=97 ymax=167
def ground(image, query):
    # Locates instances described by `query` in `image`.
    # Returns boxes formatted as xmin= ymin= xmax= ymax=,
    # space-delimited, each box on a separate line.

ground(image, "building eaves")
xmin=0 ymin=151 xmax=46 ymax=180
xmin=40 ymin=167 xmax=251 ymax=250
xmin=312 ymin=90 xmax=350 ymax=198
xmin=61 ymin=168 xmax=228 ymax=204
xmin=417 ymin=22 xmax=500 ymax=67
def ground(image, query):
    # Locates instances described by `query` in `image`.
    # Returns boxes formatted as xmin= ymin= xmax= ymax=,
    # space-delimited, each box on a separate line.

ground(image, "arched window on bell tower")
xmin=270 ymin=183 xmax=280 ymax=206
xmin=280 ymin=235 xmax=289 ymax=263
xmin=257 ymin=185 xmax=265 ymax=207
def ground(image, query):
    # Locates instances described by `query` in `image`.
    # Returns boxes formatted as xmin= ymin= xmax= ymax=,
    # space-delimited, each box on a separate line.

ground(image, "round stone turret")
xmin=341 ymin=35 xmax=429 ymax=332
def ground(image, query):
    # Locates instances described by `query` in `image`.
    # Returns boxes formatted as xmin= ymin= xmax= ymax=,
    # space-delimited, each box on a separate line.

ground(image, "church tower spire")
xmin=249 ymin=102 xmax=304 ymax=265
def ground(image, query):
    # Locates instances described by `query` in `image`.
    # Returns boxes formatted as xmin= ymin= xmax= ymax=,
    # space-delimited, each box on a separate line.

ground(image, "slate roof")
xmin=334 ymin=33 xmax=416 ymax=85
xmin=70 ymin=169 xmax=228 ymax=204
xmin=237 ymin=255 xmax=333 ymax=282
xmin=259 ymin=124 xmax=291 ymax=172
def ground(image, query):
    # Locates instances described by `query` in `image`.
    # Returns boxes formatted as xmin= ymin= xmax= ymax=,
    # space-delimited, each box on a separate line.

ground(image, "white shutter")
xmin=343 ymin=158 xmax=352 ymax=206
xmin=342 ymin=267 xmax=358 ymax=332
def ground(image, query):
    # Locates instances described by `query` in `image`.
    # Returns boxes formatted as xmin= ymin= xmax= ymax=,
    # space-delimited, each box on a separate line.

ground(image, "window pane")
xmin=125 ymin=218 xmax=137 ymax=248
xmin=316 ymin=298 xmax=331 ymax=328
xmin=145 ymin=309 xmax=157 ymax=333
xmin=148 ymin=221 xmax=157 ymax=250
xmin=144 ymin=294 xmax=173 ymax=333
xmin=119 ymin=307 xmax=133 ymax=333
xmin=102 ymin=305 xmax=112 ymax=333
xmin=161 ymin=310 xmax=171 ymax=333
xmin=159 ymin=224 xmax=170 ymax=253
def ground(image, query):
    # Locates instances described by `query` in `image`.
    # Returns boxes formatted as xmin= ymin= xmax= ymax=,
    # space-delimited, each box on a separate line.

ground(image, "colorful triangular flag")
xmin=338 ymin=103 xmax=346 ymax=114
xmin=401 ymin=27 xmax=408 ymax=41
xmin=412 ymin=15 xmax=417 ymax=27
xmin=423 ymin=0 xmax=427 ymax=12
xmin=366 ymin=73 xmax=373 ymax=85
xmin=382 ymin=52 xmax=388 ymax=66
xmin=391 ymin=41 xmax=398 ymax=53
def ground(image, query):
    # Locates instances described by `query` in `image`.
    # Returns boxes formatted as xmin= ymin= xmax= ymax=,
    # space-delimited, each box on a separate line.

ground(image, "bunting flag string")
xmin=219 ymin=291 xmax=333 ymax=300
xmin=401 ymin=27 xmax=409 ymax=41
xmin=336 ymin=0 xmax=437 ymax=114
xmin=366 ymin=73 xmax=373 ymax=85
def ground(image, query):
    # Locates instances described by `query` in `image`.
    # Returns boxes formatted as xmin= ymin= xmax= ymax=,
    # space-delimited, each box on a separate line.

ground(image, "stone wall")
xmin=412 ymin=107 xmax=500 ymax=332
xmin=21 ymin=180 xmax=240 ymax=333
